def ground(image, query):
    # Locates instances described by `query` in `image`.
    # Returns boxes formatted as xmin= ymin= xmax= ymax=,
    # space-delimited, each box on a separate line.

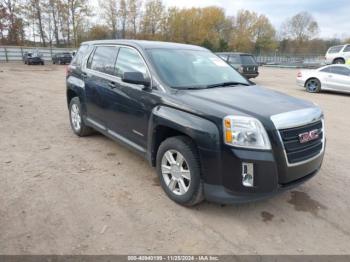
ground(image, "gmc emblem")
xmin=299 ymin=129 xmax=320 ymax=144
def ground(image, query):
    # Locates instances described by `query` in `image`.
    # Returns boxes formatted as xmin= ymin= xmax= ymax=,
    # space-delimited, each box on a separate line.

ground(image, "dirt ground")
xmin=0 ymin=63 xmax=350 ymax=255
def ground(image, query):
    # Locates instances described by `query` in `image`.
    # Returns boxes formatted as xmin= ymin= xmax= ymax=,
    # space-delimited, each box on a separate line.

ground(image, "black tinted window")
xmin=344 ymin=45 xmax=350 ymax=52
xmin=331 ymin=66 xmax=350 ymax=76
xmin=240 ymin=55 xmax=257 ymax=65
xmin=88 ymin=46 xmax=118 ymax=75
xmin=115 ymin=47 xmax=148 ymax=78
xmin=228 ymin=55 xmax=241 ymax=64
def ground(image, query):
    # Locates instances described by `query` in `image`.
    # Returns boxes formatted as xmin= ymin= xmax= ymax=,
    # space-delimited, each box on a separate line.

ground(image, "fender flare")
xmin=147 ymin=106 xmax=222 ymax=183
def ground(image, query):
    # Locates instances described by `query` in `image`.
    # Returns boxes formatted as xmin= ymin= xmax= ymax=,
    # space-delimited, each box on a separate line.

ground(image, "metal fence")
xmin=255 ymin=54 xmax=325 ymax=68
xmin=0 ymin=45 xmax=325 ymax=68
xmin=0 ymin=45 xmax=76 ymax=62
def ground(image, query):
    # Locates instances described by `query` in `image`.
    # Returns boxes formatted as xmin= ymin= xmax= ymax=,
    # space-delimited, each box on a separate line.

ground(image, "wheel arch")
xmin=147 ymin=106 xmax=222 ymax=184
xmin=332 ymin=57 xmax=345 ymax=64
xmin=304 ymin=77 xmax=321 ymax=87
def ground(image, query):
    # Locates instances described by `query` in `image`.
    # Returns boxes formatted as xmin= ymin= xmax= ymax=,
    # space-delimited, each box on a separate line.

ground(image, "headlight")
xmin=223 ymin=115 xmax=271 ymax=150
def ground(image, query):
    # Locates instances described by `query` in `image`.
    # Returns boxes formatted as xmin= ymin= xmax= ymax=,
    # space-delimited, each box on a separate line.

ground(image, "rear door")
xmin=83 ymin=45 xmax=119 ymax=127
xmin=326 ymin=66 xmax=350 ymax=91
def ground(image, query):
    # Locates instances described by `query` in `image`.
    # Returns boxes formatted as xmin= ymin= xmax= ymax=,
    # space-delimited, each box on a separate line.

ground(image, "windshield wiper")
xmin=205 ymin=81 xmax=250 ymax=89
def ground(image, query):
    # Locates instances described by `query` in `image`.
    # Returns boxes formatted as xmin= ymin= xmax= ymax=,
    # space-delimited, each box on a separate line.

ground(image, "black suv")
xmin=23 ymin=52 xmax=44 ymax=65
xmin=66 ymin=40 xmax=325 ymax=206
xmin=216 ymin=52 xmax=259 ymax=79
xmin=52 ymin=52 xmax=73 ymax=65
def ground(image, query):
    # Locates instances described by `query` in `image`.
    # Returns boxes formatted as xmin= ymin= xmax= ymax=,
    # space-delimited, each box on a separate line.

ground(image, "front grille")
xmin=279 ymin=121 xmax=323 ymax=164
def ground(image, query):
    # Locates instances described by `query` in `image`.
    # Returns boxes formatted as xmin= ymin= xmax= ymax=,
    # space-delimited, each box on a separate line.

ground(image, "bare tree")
xmin=118 ymin=0 xmax=127 ymax=38
xmin=141 ymin=0 xmax=164 ymax=37
xmin=282 ymin=11 xmax=319 ymax=42
xmin=127 ymin=0 xmax=141 ymax=37
xmin=99 ymin=0 xmax=118 ymax=38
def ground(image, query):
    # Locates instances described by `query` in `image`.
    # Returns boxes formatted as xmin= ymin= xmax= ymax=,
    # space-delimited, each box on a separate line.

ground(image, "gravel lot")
xmin=1 ymin=63 xmax=350 ymax=255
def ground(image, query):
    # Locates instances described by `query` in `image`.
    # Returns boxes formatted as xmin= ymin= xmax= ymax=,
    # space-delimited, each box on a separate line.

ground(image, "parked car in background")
xmin=297 ymin=64 xmax=350 ymax=93
xmin=52 ymin=52 xmax=73 ymax=64
xmin=66 ymin=40 xmax=324 ymax=206
xmin=325 ymin=44 xmax=350 ymax=64
xmin=23 ymin=52 xmax=44 ymax=65
xmin=216 ymin=52 xmax=259 ymax=79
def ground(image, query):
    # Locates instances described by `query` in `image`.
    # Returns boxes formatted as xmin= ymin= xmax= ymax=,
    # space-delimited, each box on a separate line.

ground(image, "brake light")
xmin=297 ymin=71 xmax=302 ymax=78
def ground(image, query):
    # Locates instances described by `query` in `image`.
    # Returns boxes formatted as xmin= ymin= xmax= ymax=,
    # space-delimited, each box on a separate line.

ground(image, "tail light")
xmin=65 ymin=65 xmax=71 ymax=77
xmin=297 ymin=71 xmax=302 ymax=78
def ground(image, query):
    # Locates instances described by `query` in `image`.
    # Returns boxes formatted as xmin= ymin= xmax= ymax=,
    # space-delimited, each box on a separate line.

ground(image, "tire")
xmin=53 ymin=61 xmax=55 ymax=64
xmin=41 ymin=61 xmax=44 ymax=65
xmin=69 ymin=97 xmax=94 ymax=137
xmin=305 ymin=78 xmax=321 ymax=93
xmin=156 ymin=136 xmax=204 ymax=206
xmin=333 ymin=58 xmax=345 ymax=64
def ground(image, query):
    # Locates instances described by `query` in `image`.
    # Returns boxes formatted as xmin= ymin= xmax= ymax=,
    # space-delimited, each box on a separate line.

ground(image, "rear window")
xmin=240 ymin=55 xmax=257 ymax=65
xmin=344 ymin=45 xmax=350 ymax=52
xmin=87 ymin=46 xmax=119 ymax=75
xmin=328 ymin=45 xmax=344 ymax=54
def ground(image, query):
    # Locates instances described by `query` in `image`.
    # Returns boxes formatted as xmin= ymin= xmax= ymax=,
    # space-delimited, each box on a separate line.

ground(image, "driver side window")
xmin=115 ymin=47 xmax=149 ymax=79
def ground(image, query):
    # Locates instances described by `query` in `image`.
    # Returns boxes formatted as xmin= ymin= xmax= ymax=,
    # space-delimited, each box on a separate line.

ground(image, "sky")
xmin=162 ymin=0 xmax=350 ymax=39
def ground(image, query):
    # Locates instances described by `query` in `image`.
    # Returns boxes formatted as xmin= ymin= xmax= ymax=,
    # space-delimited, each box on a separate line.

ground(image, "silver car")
xmin=297 ymin=65 xmax=350 ymax=93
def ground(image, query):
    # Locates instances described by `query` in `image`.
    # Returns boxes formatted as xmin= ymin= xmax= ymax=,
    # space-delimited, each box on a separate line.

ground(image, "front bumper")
xmin=201 ymin=145 xmax=324 ymax=204
xmin=243 ymin=72 xmax=259 ymax=79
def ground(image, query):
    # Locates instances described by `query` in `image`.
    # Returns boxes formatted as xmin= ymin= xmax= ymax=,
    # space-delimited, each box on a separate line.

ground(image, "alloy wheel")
xmin=161 ymin=150 xmax=191 ymax=196
xmin=71 ymin=103 xmax=81 ymax=131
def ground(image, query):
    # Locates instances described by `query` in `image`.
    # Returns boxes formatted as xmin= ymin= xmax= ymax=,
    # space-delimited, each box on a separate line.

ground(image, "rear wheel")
xmin=156 ymin=136 xmax=204 ymax=206
xmin=305 ymin=78 xmax=321 ymax=93
xmin=333 ymin=58 xmax=345 ymax=64
xmin=69 ymin=97 xmax=94 ymax=137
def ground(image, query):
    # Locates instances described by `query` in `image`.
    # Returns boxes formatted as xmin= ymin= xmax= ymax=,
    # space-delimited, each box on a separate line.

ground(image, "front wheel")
xmin=69 ymin=97 xmax=94 ymax=136
xmin=156 ymin=136 xmax=204 ymax=206
xmin=305 ymin=78 xmax=321 ymax=93
xmin=334 ymin=58 xmax=345 ymax=64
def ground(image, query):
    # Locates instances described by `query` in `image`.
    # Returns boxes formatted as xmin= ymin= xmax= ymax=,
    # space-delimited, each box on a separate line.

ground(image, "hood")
xmin=171 ymin=85 xmax=316 ymax=127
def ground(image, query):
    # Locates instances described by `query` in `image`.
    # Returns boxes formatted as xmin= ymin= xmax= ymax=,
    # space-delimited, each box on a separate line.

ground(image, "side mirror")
xmin=122 ymin=72 xmax=151 ymax=88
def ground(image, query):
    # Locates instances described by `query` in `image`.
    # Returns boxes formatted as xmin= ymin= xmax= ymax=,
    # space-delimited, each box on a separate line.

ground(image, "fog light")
xmin=242 ymin=162 xmax=254 ymax=187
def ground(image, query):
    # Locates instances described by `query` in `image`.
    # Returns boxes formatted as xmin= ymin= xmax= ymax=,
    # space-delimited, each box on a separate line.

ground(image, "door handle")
xmin=81 ymin=72 xmax=88 ymax=78
xmin=108 ymin=81 xmax=117 ymax=89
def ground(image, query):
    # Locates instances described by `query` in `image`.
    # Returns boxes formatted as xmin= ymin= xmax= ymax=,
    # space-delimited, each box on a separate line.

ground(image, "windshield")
xmin=240 ymin=55 xmax=257 ymax=65
xmin=147 ymin=49 xmax=249 ymax=89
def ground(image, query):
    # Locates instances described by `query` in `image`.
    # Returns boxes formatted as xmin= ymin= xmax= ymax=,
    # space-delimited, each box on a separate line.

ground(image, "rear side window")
xmin=330 ymin=66 xmax=350 ymax=76
xmin=344 ymin=45 xmax=350 ymax=52
xmin=320 ymin=67 xmax=331 ymax=73
xmin=240 ymin=55 xmax=257 ymax=65
xmin=328 ymin=45 xmax=344 ymax=54
xmin=88 ymin=46 xmax=119 ymax=75
xmin=71 ymin=45 xmax=91 ymax=67
xmin=115 ymin=47 xmax=148 ymax=78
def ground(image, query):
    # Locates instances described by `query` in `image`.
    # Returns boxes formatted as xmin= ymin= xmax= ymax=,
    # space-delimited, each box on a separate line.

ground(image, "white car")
xmin=297 ymin=65 xmax=350 ymax=93
xmin=325 ymin=44 xmax=350 ymax=64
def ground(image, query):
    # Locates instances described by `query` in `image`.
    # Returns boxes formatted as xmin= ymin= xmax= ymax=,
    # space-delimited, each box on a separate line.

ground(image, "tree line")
xmin=0 ymin=0 xmax=349 ymax=54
